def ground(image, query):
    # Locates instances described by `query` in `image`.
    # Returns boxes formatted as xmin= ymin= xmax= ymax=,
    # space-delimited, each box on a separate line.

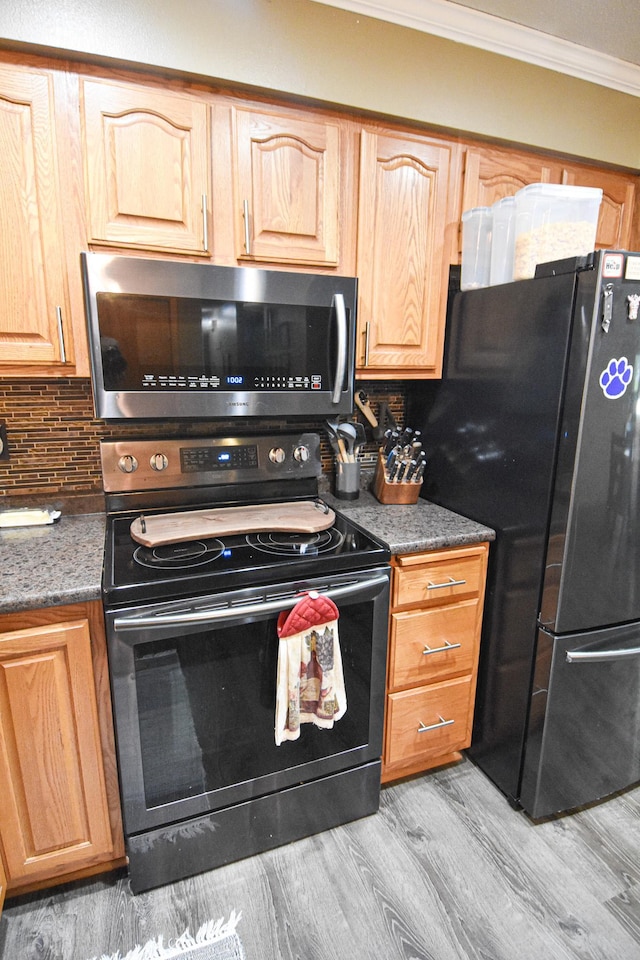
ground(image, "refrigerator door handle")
xmin=566 ymin=643 xmax=640 ymax=664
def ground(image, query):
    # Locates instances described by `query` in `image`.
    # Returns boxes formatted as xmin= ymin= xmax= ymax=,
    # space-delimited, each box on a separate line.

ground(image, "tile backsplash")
xmin=0 ymin=380 xmax=405 ymax=502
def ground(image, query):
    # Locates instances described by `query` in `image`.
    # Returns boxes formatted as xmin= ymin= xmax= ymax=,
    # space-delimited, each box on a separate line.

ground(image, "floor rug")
xmin=87 ymin=911 xmax=245 ymax=960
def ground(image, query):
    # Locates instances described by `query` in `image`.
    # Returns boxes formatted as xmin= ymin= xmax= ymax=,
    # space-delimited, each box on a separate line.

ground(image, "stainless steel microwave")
xmin=81 ymin=253 xmax=357 ymax=420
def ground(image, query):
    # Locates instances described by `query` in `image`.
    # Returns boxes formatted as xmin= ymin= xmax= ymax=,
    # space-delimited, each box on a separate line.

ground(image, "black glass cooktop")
xmin=104 ymin=501 xmax=389 ymax=606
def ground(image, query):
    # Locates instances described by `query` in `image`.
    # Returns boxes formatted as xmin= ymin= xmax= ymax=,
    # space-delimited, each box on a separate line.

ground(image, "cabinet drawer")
xmin=389 ymin=599 xmax=480 ymax=689
xmin=393 ymin=553 xmax=484 ymax=609
xmin=385 ymin=676 xmax=473 ymax=767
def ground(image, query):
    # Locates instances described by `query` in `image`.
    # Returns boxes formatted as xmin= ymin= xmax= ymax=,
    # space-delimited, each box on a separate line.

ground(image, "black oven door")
xmin=105 ymin=567 xmax=390 ymax=836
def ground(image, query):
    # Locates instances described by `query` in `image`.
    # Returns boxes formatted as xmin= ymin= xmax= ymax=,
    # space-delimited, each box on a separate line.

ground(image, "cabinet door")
xmin=82 ymin=78 xmax=210 ymax=253
xmin=0 ymin=619 xmax=114 ymax=887
xmin=233 ymin=106 xmax=342 ymax=266
xmin=462 ymin=144 xmax=560 ymax=211
xmin=0 ymin=65 xmax=72 ymax=369
xmin=356 ymin=129 xmax=458 ymax=377
xmin=562 ymin=165 xmax=637 ymax=250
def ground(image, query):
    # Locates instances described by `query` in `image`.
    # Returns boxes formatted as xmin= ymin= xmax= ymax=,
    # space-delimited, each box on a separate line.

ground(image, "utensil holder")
xmin=372 ymin=454 xmax=422 ymax=504
xmin=334 ymin=460 xmax=361 ymax=500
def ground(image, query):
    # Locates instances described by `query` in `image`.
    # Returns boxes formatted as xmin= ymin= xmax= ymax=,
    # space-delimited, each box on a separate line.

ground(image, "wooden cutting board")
xmin=130 ymin=501 xmax=336 ymax=547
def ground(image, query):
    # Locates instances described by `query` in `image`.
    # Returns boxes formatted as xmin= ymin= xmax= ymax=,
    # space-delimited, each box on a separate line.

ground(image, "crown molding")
xmin=311 ymin=0 xmax=640 ymax=97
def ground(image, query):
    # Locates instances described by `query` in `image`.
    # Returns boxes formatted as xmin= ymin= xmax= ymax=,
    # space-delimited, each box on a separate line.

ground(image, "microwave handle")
xmin=331 ymin=293 xmax=347 ymax=405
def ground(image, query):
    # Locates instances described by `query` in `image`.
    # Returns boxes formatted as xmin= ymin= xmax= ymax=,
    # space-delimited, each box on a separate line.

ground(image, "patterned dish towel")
xmin=275 ymin=591 xmax=347 ymax=745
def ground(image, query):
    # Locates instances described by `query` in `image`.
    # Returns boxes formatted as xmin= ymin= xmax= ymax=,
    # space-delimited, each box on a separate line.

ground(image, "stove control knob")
xmin=150 ymin=453 xmax=169 ymax=472
xmin=293 ymin=445 xmax=310 ymax=463
xmin=269 ymin=446 xmax=286 ymax=464
xmin=118 ymin=454 xmax=138 ymax=474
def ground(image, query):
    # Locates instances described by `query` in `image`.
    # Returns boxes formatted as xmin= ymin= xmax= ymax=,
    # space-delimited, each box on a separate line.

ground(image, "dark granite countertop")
xmin=0 ymin=486 xmax=493 ymax=614
xmin=0 ymin=513 xmax=106 ymax=614
xmin=323 ymin=488 xmax=495 ymax=555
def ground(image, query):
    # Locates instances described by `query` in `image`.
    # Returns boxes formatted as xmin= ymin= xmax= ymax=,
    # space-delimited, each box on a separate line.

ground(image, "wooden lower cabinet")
xmin=0 ymin=602 xmax=124 ymax=895
xmin=382 ymin=542 xmax=489 ymax=783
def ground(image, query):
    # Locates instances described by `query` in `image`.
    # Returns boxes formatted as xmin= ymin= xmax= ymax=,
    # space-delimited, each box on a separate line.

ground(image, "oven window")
xmin=134 ymin=602 xmax=374 ymax=809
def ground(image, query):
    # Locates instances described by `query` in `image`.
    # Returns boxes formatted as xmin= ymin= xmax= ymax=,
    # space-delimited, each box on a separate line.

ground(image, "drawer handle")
xmin=422 ymin=640 xmax=462 ymax=655
xmin=418 ymin=716 xmax=455 ymax=734
xmin=427 ymin=577 xmax=466 ymax=590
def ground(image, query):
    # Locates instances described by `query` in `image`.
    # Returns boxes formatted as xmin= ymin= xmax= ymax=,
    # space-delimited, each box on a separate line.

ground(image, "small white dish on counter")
xmin=0 ymin=508 xmax=62 ymax=528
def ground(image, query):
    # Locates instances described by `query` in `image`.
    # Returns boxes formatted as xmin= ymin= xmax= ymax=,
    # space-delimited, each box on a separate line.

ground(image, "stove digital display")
xmin=180 ymin=444 xmax=259 ymax=473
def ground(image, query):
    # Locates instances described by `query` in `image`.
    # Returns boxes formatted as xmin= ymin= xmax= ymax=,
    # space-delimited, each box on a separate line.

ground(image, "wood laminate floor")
xmin=1 ymin=757 xmax=639 ymax=960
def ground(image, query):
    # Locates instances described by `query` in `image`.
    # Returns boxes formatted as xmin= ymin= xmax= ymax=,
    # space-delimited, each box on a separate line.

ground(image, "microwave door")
xmin=82 ymin=252 xmax=357 ymax=420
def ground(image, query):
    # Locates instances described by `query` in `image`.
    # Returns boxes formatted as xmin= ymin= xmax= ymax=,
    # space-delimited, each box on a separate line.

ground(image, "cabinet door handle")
xmin=418 ymin=716 xmax=455 ymax=733
xmin=56 ymin=306 xmax=67 ymax=363
xmin=426 ymin=577 xmax=466 ymax=590
xmin=363 ymin=321 xmax=370 ymax=367
xmin=243 ymin=199 xmax=251 ymax=254
xmin=202 ymin=194 xmax=209 ymax=251
xmin=422 ymin=640 xmax=462 ymax=655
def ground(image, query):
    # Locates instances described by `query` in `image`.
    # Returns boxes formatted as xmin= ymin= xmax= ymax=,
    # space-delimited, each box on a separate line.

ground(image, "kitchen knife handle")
xmin=355 ymin=391 xmax=378 ymax=427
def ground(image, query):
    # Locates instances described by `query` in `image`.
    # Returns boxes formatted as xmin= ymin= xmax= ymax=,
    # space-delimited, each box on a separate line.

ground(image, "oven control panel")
xmin=100 ymin=433 xmax=323 ymax=492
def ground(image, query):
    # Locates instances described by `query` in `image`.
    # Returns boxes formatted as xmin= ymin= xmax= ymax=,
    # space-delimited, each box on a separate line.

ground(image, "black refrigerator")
xmin=407 ymin=250 xmax=640 ymax=819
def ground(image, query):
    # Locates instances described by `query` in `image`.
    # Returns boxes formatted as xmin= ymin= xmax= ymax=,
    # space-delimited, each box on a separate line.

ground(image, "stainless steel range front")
xmin=100 ymin=432 xmax=390 ymax=892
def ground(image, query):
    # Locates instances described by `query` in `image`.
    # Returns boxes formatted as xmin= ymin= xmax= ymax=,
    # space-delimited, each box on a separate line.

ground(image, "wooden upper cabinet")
xmin=81 ymin=78 xmax=210 ymax=254
xmin=461 ymin=144 xmax=560 ymax=211
xmin=0 ymin=617 xmax=115 ymax=887
xmin=562 ymin=164 xmax=637 ymax=250
xmin=0 ymin=64 xmax=76 ymax=372
xmin=462 ymin=143 xmax=638 ymax=253
xmin=356 ymin=128 xmax=459 ymax=378
xmin=231 ymin=106 xmax=345 ymax=268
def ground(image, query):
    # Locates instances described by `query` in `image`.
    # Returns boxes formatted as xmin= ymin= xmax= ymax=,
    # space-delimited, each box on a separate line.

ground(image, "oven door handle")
xmin=331 ymin=293 xmax=347 ymax=405
xmin=113 ymin=572 xmax=389 ymax=631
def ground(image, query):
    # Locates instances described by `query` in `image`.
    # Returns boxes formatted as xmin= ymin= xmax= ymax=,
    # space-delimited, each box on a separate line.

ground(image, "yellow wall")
xmin=1 ymin=0 xmax=639 ymax=168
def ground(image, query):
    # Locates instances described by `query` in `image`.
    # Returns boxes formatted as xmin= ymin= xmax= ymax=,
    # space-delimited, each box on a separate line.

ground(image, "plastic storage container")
xmin=490 ymin=196 xmax=516 ymax=286
xmin=461 ymin=206 xmax=492 ymax=290
xmin=512 ymin=183 xmax=602 ymax=280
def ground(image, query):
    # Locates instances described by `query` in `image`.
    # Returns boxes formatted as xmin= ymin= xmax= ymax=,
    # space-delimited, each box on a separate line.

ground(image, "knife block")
xmin=372 ymin=454 xmax=422 ymax=504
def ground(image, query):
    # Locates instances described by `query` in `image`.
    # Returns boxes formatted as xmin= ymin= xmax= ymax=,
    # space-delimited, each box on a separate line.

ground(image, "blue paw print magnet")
xmin=600 ymin=357 xmax=633 ymax=399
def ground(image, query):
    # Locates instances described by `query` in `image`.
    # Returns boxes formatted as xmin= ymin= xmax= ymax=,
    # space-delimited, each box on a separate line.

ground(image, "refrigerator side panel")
xmin=414 ymin=274 xmax=576 ymax=801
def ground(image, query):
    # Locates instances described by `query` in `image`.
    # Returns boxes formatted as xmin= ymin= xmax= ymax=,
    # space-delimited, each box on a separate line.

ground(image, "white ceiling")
xmin=450 ymin=0 xmax=639 ymax=65
xmin=311 ymin=0 xmax=640 ymax=96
